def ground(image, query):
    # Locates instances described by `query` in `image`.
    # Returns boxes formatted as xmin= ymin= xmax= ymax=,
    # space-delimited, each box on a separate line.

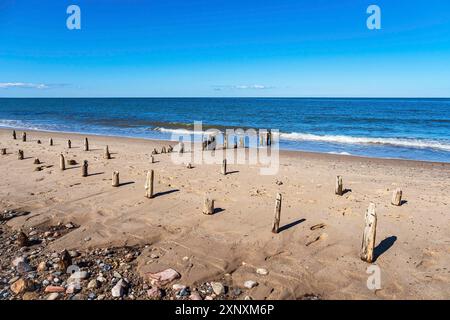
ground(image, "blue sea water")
xmin=0 ymin=98 xmax=449 ymax=163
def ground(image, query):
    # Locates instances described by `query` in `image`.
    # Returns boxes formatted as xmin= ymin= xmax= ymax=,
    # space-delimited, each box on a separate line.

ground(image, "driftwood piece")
xmin=335 ymin=176 xmax=344 ymax=196
xmin=145 ymin=170 xmax=154 ymax=198
xmin=391 ymin=188 xmax=403 ymax=206
xmin=360 ymin=203 xmax=377 ymax=263
xmin=112 ymin=171 xmax=120 ymax=187
xmin=150 ymin=155 xmax=155 ymax=164
xmin=224 ymin=134 xmax=228 ymax=149
xmin=84 ymin=138 xmax=89 ymax=151
xmin=18 ymin=150 xmax=24 ymax=160
xmin=82 ymin=160 xmax=88 ymax=177
xmin=272 ymin=193 xmax=282 ymax=234
xmin=104 ymin=145 xmax=111 ymax=159
xmin=203 ymin=196 xmax=214 ymax=215
xmin=59 ymin=154 xmax=65 ymax=171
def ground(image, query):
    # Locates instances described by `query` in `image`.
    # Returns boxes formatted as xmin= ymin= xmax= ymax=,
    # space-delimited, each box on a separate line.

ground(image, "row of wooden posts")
xmin=7 ymin=130 xmax=402 ymax=264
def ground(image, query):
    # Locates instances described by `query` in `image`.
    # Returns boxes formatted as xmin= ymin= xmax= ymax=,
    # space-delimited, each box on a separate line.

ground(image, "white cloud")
xmin=214 ymin=84 xmax=273 ymax=91
xmin=0 ymin=82 xmax=50 ymax=89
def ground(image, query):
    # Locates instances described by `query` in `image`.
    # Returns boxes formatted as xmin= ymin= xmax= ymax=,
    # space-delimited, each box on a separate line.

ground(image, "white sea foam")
xmin=154 ymin=127 xmax=216 ymax=136
xmin=280 ymin=132 xmax=450 ymax=152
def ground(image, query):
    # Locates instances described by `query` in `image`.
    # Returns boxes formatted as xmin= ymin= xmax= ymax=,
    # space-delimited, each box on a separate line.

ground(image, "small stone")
xmin=47 ymin=293 xmax=60 ymax=300
xmin=147 ymin=287 xmax=162 ymax=299
xmin=147 ymin=268 xmax=180 ymax=286
xmin=256 ymin=268 xmax=268 ymax=275
xmin=111 ymin=279 xmax=128 ymax=298
xmin=205 ymin=295 xmax=214 ymax=300
xmin=97 ymin=276 xmax=107 ymax=283
xmin=37 ymin=261 xmax=47 ymax=272
xmin=10 ymin=278 xmax=33 ymax=295
xmin=97 ymin=294 xmax=106 ymax=300
xmin=182 ymin=256 xmax=189 ymax=261
xmin=65 ymin=223 xmax=75 ymax=229
xmin=124 ymin=253 xmax=135 ymax=262
xmin=88 ymin=293 xmax=97 ymax=300
xmin=189 ymin=292 xmax=202 ymax=300
xmin=244 ymin=295 xmax=253 ymax=300
xmin=150 ymin=253 xmax=159 ymax=259
xmin=45 ymin=285 xmax=65 ymax=293
xmin=87 ymin=279 xmax=99 ymax=289
xmin=68 ymin=250 xmax=80 ymax=258
xmin=113 ymin=271 xmax=122 ymax=279
xmin=244 ymin=280 xmax=258 ymax=289
xmin=66 ymin=283 xmax=81 ymax=294
xmin=178 ymin=288 xmax=190 ymax=297
xmin=211 ymin=282 xmax=225 ymax=295
xmin=172 ymin=283 xmax=186 ymax=292
xmin=8 ymin=276 xmax=20 ymax=284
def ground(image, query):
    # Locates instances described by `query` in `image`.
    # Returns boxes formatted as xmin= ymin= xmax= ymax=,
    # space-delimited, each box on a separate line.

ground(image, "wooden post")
xmin=59 ymin=154 xmax=65 ymax=171
xmin=179 ymin=142 xmax=185 ymax=154
xmin=49 ymin=138 xmax=53 ymax=146
xmin=221 ymin=159 xmax=227 ymax=175
xmin=203 ymin=196 xmax=214 ymax=215
xmin=82 ymin=160 xmax=88 ymax=177
xmin=202 ymin=140 xmax=207 ymax=151
xmin=104 ymin=145 xmax=111 ymax=159
xmin=239 ymin=136 xmax=244 ymax=148
xmin=145 ymin=170 xmax=154 ymax=198
xmin=360 ymin=203 xmax=377 ymax=263
xmin=161 ymin=146 xmax=166 ymax=154
xmin=152 ymin=148 xmax=158 ymax=155
xmin=112 ymin=171 xmax=120 ymax=187
xmin=224 ymin=134 xmax=228 ymax=149
xmin=34 ymin=158 xmax=41 ymax=165
xmin=335 ymin=176 xmax=344 ymax=196
xmin=186 ymin=163 xmax=193 ymax=169
xmin=17 ymin=231 xmax=29 ymax=247
xmin=13 ymin=130 xmax=16 ymax=140
xmin=37 ymin=140 xmax=41 ymax=144
xmin=18 ymin=150 xmax=24 ymax=160
xmin=68 ymin=140 xmax=72 ymax=149
xmin=167 ymin=145 xmax=173 ymax=153
xmin=150 ymin=155 xmax=155 ymax=164
xmin=84 ymin=138 xmax=89 ymax=151
xmin=1 ymin=148 xmax=6 ymax=155
xmin=391 ymin=188 xmax=403 ymax=206
xmin=22 ymin=132 xmax=26 ymax=142
xmin=272 ymin=193 xmax=282 ymax=234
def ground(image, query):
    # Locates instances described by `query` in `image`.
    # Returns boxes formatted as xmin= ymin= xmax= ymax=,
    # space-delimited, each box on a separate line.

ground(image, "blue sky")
xmin=0 ymin=0 xmax=449 ymax=97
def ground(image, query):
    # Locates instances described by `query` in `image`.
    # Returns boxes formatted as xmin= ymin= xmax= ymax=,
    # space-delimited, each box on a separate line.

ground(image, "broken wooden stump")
xmin=112 ymin=171 xmax=120 ymax=187
xmin=145 ymin=170 xmax=154 ymax=198
xmin=179 ymin=142 xmax=185 ymax=154
xmin=84 ymin=138 xmax=89 ymax=151
xmin=152 ymin=148 xmax=158 ymax=155
xmin=104 ymin=145 xmax=111 ymax=160
xmin=59 ymin=154 xmax=65 ymax=171
xmin=335 ymin=176 xmax=344 ymax=196
xmin=68 ymin=140 xmax=72 ymax=149
xmin=67 ymin=159 xmax=77 ymax=166
xmin=150 ymin=155 xmax=155 ymax=164
xmin=360 ymin=203 xmax=377 ymax=263
xmin=22 ymin=132 xmax=26 ymax=142
xmin=167 ymin=145 xmax=173 ymax=153
xmin=203 ymin=196 xmax=215 ymax=215
xmin=37 ymin=140 xmax=41 ymax=144
xmin=272 ymin=193 xmax=282 ymax=234
xmin=391 ymin=188 xmax=403 ymax=206
xmin=161 ymin=146 xmax=166 ymax=154
xmin=17 ymin=231 xmax=29 ymax=247
xmin=12 ymin=130 xmax=16 ymax=140
xmin=1 ymin=148 xmax=6 ymax=155
xmin=221 ymin=159 xmax=227 ymax=175
xmin=82 ymin=160 xmax=88 ymax=177
xmin=18 ymin=150 xmax=24 ymax=160
xmin=33 ymin=158 xmax=41 ymax=165
xmin=49 ymin=138 xmax=53 ymax=146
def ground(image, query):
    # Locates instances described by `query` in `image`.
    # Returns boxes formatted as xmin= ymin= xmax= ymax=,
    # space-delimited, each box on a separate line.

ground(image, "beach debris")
xmin=211 ymin=282 xmax=225 ymax=295
xmin=272 ymin=193 xmax=282 ymax=234
xmin=256 ymin=268 xmax=268 ymax=275
xmin=275 ymin=180 xmax=283 ymax=185
xmin=335 ymin=176 xmax=344 ymax=196
xmin=244 ymin=280 xmax=258 ymax=289
xmin=145 ymin=170 xmax=154 ymax=198
xmin=203 ymin=195 xmax=215 ymax=215
xmin=67 ymin=139 xmax=72 ymax=148
xmin=13 ymin=130 xmax=16 ymax=139
xmin=147 ymin=268 xmax=180 ymax=286
xmin=391 ymin=188 xmax=403 ymax=206
xmin=22 ymin=132 xmax=26 ymax=142
xmin=34 ymin=166 xmax=42 ymax=171
xmin=34 ymin=158 xmax=41 ymax=165
xmin=104 ymin=145 xmax=111 ymax=159
xmin=18 ymin=149 xmax=24 ymax=160
xmin=59 ymin=154 xmax=65 ymax=171
xmin=1 ymin=148 xmax=6 ymax=155
xmin=84 ymin=137 xmax=89 ymax=151
xmin=361 ymin=203 xmax=377 ymax=263
xmin=16 ymin=231 xmax=30 ymax=247
xmin=82 ymin=160 xmax=88 ymax=177
xmin=49 ymin=138 xmax=53 ymax=146
xmin=112 ymin=171 xmax=120 ymax=187
xmin=310 ymin=223 xmax=326 ymax=231
xmin=221 ymin=158 xmax=227 ymax=175
xmin=306 ymin=233 xmax=328 ymax=247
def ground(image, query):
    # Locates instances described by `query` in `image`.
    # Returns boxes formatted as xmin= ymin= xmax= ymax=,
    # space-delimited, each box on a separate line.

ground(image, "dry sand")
xmin=0 ymin=128 xmax=449 ymax=299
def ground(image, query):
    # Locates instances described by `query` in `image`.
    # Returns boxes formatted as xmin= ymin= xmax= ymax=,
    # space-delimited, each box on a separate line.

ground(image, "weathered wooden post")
xmin=59 ymin=154 xmax=65 ymax=171
xmin=224 ymin=134 xmax=228 ymax=149
xmin=161 ymin=146 xmax=166 ymax=154
xmin=391 ymin=188 xmax=403 ymax=206
xmin=335 ymin=176 xmax=344 ymax=196
xmin=272 ymin=193 xmax=282 ymax=234
xmin=12 ymin=130 xmax=16 ymax=140
xmin=203 ymin=196 xmax=215 ymax=215
xmin=152 ymin=148 xmax=158 ymax=155
xmin=239 ymin=136 xmax=244 ymax=148
xmin=37 ymin=140 xmax=41 ymax=144
xmin=82 ymin=160 xmax=88 ymax=177
xmin=267 ymin=130 xmax=272 ymax=146
xmin=179 ymin=142 xmax=185 ymax=154
xmin=150 ymin=155 xmax=155 ymax=164
xmin=202 ymin=140 xmax=207 ymax=151
xmin=167 ymin=145 xmax=173 ymax=153
xmin=145 ymin=170 xmax=154 ymax=198
xmin=18 ymin=150 xmax=24 ymax=160
xmin=49 ymin=138 xmax=53 ymax=146
xmin=360 ymin=203 xmax=377 ymax=263
xmin=221 ymin=159 xmax=227 ymax=175
xmin=68 ymin=140 xmax=72 ymax=149
xmin=112 ymin=171 xmax=120 ymax=187
xmin=84 ymin=138 xmax=89 ymax=151
xmin=1 ymin=148 xmax=6 ymax=155
xmin=104 ymin=145 xmax=111 ymax=159
xmin=22 ymin=132 xmax=26 ymax=142
xmin=34 ymin=158 xmax=41 ymax=165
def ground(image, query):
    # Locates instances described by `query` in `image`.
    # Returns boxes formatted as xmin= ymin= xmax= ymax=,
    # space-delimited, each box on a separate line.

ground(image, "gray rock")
xmin=211 ymin=282 xmax=225 ymax=295
xmin=111 ymin=279 xmax=128 ymax=298
xmin=244 ymin=280 xmax=258 ymax=289
xmin=87 ymin=279 xmax=99 ymax=289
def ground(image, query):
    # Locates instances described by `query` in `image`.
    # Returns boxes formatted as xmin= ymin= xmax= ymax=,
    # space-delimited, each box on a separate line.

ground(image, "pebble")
xmin=37 ymin=261 xmax=47 ymax=272
xmin=150 ymin=253 xmax=159 ymax=259
xmin=10 ymin=278 xmax=33 ymax=295
xmin=8 ymin=276 xmax=20 ymax=284
xmin=189 ymin=292 xmax=202 ymax=300
xmin=47 ymin=293 xmax=60 ymax=300
xmin=147 ymin=287 xmax=162 ymax=299
xmin=211 ymin=282 xmax=225 ymax=295
xmin=244 ymin=295 xmax=253 ymax=300
xmin=256 ymin=268 xmax=268 ymax=275
xmin=87 ymin=279 xmax=99 ymax=289
xmin=44 ymin=285 xmax=65 ymax=293
xmin=111 ymin=279 xmax=128 ymax=298
xmin=178 ymin=288 xmax=190 ymax=297
xmin=172 ymin=284 xmax=186 ymax=292
xmin=244 ymin=280 xmax=258 ymax=289
xmin=97 ymin=275 xmax=107 ymax=283
xmin=113 ymin=271 xmax=122 ymax=279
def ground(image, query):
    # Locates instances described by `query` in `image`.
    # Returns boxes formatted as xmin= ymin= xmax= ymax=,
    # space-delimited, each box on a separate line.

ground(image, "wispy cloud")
xmin=0 ymin=82 xmax=50 ymax=89
xmin=214 ymin=84 xmax=274 ymax=91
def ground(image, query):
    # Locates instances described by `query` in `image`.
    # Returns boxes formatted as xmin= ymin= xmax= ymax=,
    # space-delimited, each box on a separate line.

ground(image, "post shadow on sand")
xmin=342 ymin=188 xmax=352 ymax=195
xmin=374 ymin=236 xmax=397 ymax=262
xmin=278 ymin=218 xmax=306 ymax=233
xmin=118 ymin=181 xmax=135 ymax=187
xmin=87 ymin=172 xmax=104 ymax=177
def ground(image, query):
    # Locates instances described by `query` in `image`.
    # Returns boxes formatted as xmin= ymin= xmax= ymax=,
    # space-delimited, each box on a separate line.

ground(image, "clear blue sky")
xmin=0 ymin=0 xmax=449 ymax=97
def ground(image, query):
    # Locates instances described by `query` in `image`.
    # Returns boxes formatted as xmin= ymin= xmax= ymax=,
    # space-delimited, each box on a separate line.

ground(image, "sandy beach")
xmin=1 ymin=128 xmax=449 ymax=300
